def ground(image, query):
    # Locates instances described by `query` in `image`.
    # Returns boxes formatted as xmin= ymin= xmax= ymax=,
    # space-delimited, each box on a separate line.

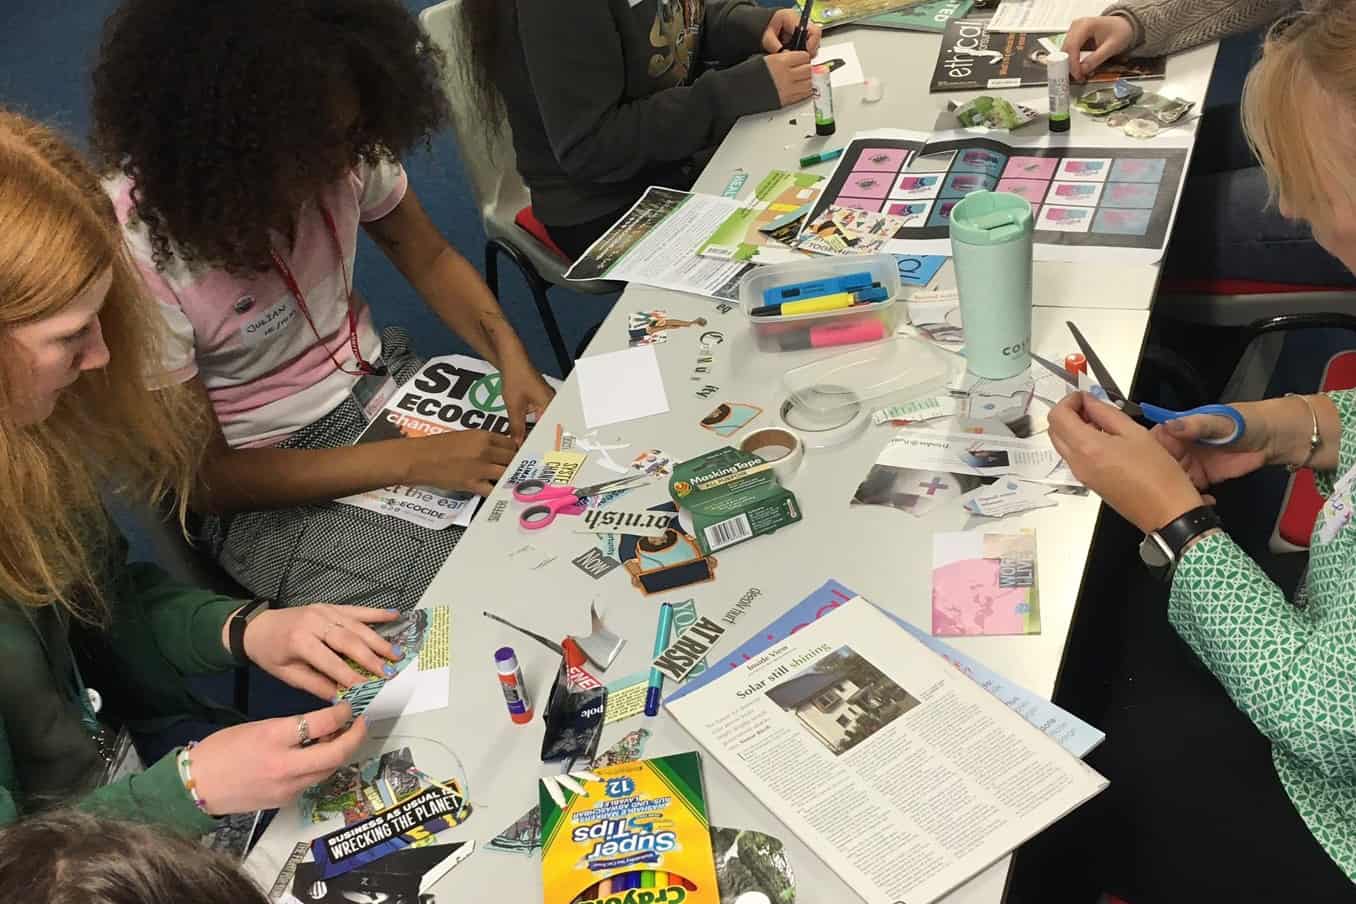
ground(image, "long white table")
xmin=247 ymin=22 xmax=1218 ymax=904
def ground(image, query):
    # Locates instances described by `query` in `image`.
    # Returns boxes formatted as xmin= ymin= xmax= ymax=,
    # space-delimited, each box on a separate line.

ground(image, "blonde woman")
xmin=1026 ymin=10 xmax=1356 ymax=900
xmin=0 ymin=110 xmax=405 ymax=836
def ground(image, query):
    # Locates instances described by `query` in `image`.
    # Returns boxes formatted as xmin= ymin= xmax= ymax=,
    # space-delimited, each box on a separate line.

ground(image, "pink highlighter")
xmin=780 ymin=318 xmax=886 ymax=350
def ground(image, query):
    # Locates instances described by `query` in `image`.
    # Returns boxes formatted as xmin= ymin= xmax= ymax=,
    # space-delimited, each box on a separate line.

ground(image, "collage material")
xmin=801 ymin=128 xmax=1190 ymax=265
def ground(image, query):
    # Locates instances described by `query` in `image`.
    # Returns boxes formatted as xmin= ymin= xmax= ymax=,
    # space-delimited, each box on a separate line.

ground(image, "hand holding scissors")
xmin=513 ymin=474 xmax=653 ymax=530
xmin=1033 ymin=321 xmax=1247 ymax=446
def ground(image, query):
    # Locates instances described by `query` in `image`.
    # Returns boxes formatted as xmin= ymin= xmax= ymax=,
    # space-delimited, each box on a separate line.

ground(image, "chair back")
xmin=418 ymin=0 xmax=530 ymax=224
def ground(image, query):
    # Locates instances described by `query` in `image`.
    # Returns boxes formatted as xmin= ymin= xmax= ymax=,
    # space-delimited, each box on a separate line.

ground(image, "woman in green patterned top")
xmin=1030 ymin=10 xmax=1356 ymax=900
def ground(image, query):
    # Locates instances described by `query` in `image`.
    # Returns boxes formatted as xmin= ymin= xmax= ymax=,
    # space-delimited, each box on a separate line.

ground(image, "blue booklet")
xmin=666 ymin=579 xmax=1104 ymax=757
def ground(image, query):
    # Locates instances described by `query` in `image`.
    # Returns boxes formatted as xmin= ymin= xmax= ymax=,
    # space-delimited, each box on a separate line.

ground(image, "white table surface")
xmin=247 ymin=21 xmax=1217 ymax=904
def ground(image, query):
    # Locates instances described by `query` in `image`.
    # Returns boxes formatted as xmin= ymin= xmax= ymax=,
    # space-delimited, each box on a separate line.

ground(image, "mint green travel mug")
xmin=949 ymin=191 xmax=1034 ymax=379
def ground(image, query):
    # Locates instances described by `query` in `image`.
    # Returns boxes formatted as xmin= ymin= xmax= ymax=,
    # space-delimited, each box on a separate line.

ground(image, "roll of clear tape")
xmin=779 ymin=386 xmax=869 ymax=449
xmin=739 ymin=427 xmax=805 ymax=482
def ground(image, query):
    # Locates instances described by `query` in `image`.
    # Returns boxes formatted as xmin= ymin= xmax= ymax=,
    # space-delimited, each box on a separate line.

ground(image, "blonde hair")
xmin=1242 ymin=4 xmax=1356 ymax=223
xmin=0 ymin=110 xmax=205 ymax=619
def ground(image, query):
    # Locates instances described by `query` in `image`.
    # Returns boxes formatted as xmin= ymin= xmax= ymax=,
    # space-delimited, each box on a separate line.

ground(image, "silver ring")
xmin=297 ymin=716 xmax=311 ymax=746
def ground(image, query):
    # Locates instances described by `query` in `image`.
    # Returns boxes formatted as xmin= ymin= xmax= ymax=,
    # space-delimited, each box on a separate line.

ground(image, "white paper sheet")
xmin=875 ymin=427 xmax=1082 ymax=486
xmin=576 ymin=346 xmax=671 ymax=429
xmin=815 ymin=41 xmax=865 ymax=87
xmin=987 ymin=0 xmax=1106 ymax=32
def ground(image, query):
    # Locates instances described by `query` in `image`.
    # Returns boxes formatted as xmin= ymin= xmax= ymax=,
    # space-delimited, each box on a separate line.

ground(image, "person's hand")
xmin=402 ymin=429 xmax=517 ymax=496
xmin=1048 ymin=392 xmax=1206 ymax=533
xmin=190 ymin=703 xmax=366 ymax=815
xmin=763 ymin=8 xmax=822 ymax=55
xmin=499 ymin=359 xmax=555 ymax=445
xmin=1062 ymin=15 xmax=1135 ymax=81
xmin=765 ymin=51 xmax=814 ymax=107
xmin=237 ymin=604 xmax=402 ymax=700
xmin=1152 ymin=408 xmax=1269 ymax=491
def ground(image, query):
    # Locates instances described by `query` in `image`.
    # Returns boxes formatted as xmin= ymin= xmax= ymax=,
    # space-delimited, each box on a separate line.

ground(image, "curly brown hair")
xmin=91 ymin=0 xmax=450 ymax=275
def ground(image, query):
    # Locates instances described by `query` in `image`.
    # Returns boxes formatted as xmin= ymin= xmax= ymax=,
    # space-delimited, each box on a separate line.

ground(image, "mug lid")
xmin=949 ymin=190 xmax=1034 ymax=245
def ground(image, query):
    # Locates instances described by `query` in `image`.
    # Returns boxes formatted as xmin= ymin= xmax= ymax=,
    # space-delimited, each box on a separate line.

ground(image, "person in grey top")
xmin=1062 ymin=2 xmax=1352 ymax=285
xmin=461 ymin=1 xmax=822 ymax=259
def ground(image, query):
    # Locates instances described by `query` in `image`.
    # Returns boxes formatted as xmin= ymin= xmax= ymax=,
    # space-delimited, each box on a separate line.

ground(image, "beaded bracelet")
xmin=176 ymin=742 xmax=208 ymax=813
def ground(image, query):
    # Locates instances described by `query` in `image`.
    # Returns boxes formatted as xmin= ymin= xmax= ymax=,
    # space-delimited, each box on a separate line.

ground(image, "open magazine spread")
xmin=665 ymin=596 xmax=1107 ymax=904
xmin=336 ymin=355 xmax=514 ymax=529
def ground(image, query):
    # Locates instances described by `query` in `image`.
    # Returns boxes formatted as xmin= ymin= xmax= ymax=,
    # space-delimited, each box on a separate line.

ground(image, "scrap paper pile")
xmin=932 ymin=530 xmax=1040 ymax=635
xmin=272 ymin=748 xmax=474 ymax=900
xmin=336 ymin=608 xmax=450 ymax=722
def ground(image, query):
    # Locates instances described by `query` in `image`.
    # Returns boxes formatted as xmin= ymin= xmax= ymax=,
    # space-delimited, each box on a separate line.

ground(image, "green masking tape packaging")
xmin=669 ymin=447 xmax=802 ymax=556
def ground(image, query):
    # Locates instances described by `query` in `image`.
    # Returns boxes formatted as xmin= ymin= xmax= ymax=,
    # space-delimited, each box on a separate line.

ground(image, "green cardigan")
xmin=0 ymin=536 xmax=244 ymax=838
xmin=1170 ymin=389 xmax=1356 ymax=883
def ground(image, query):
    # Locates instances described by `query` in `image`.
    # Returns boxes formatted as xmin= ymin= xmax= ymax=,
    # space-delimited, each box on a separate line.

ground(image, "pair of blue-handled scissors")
xmin=1031 ymin=321 xmax=1246 ymax=446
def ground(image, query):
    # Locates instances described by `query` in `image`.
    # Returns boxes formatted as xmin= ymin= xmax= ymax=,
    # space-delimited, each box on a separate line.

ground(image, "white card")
xmin=1054 ymin=158 xmax=1113 ymax=182
xmin=1046 ymin=181 xmax=1104 ymax=207
xmin=1036 ymin=205 xmax=1095 ymax=233
xmin=576 ymin=346 xmax=670 ymax=429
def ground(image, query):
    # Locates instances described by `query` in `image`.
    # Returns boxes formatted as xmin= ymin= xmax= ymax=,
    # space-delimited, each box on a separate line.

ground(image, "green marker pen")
xmin=799 ymin=147 xmax=845 ymax=167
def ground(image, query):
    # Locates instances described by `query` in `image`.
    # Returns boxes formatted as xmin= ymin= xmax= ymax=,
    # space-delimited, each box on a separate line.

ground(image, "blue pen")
xmin=762 ymin=271 xmax=874 ymax=306
xmin=644 ymin=603 xmax=674 ymax=717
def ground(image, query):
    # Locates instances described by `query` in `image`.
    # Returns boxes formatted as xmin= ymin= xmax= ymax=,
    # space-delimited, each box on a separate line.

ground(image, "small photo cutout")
xmin=1109 ymin=158 xmax=1167 ymax=183
xmin=1046 ymin=181 xmax=1104 ymax=207
xmin=884 ymin=200 xmax=934 ymax=226
xmin=907 ymin=150 xmax=957 ymax=173
xmin=939 ymin=171 xmax=998 ymax=199
xmin=841 ymin=171 xmax=892 ymax=199
xmin=927 ymin=199 xmax=960 ymax=228
xmin=1055 ymin=158 xmax=1113 ymax=182
xmin=951 ymin=148 xmax=1008 ymax=178
xmin=1036 ymin=205 xmax=1094 ymax=232
xmin=1101 ymin=182 xmax=1159 ymax=209
xmin=1002 ymin=156 xmax=1058 ymax=180
xmin=835 ymin=197 xmax=885 ymax=213
xmin=853 ymin=148 xmax=912 ymax=172
xmin=995 ymin=179 xmax=1049 ymax=204
xmin=1093 ymin=207 xmax=1152 ymax=235
xmin=890 ymin=173 xmax=944 ymax=200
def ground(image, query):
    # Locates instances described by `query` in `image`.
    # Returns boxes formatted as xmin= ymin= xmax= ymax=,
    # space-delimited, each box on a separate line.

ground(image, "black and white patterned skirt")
xmin=200 ymin=328 xmax=462 ymax=612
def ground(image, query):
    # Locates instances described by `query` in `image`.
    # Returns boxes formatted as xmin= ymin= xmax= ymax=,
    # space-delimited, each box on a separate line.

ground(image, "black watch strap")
xmin=1156 ymin=505 xmax=1222 ymax=559
xmin=228 ymin=598 xmax=272 ymax=664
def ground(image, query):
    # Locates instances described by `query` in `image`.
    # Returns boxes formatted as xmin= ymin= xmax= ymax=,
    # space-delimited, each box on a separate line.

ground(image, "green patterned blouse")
xmin=1169 ymin=390 xmax=1356 ymax=883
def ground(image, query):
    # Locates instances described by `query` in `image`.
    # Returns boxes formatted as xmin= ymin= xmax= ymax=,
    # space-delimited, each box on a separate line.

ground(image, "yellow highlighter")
xmin=751 ymin=284 xmax=889 ymax=318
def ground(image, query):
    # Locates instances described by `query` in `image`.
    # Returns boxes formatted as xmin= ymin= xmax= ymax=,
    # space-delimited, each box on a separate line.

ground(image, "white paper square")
xmin=576 ymin=346 xmax=671 ymax=429
xmin=1045 ymin=180 xmax=1104 ymax=207
xmin=889 ymin=172 xmax=945 ymax=200
xmin=1054 ymin=158 xmax=1113 ymax=182
xmin=1036 ymin=205 xmax=1094 ymax=233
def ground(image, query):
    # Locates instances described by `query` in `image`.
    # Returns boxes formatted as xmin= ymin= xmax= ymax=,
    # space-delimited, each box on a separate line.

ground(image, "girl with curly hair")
xmin=91 ymin=0 xmax=555 ymax=611
xmin=0 ymin=108 xmax=407 ymax=838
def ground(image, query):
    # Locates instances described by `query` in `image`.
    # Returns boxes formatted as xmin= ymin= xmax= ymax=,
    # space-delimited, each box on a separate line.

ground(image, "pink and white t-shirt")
xmin=106 ymin=159 xmax=408 ymax=448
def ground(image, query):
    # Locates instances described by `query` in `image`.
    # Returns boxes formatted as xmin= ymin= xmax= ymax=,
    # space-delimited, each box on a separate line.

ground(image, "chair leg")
xmin=485 ymin=238 xmax=573 ymax=377
xmin=484 ymin=239 xmax=501 ymax=298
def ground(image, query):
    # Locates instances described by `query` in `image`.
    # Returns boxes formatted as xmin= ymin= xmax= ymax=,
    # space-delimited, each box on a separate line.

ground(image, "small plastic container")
xmin=783 ymin=335 xmax=956 ymax=418
xmin=740 ymin=254 xmax=901 ymax=353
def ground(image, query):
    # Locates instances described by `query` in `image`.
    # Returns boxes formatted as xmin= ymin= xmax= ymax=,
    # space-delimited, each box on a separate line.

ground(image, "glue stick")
xmin=811 ymin=64 xmax=836 ymax=136
xmin=495 ymin=646 xmax=533 ymax=724
xmin=1047 ymin=51 xmax=1070 ymax=133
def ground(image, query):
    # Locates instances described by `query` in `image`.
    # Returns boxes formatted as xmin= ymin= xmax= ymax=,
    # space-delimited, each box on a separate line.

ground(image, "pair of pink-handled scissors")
xmin=513 ymin=474 xmax=654 ymax=530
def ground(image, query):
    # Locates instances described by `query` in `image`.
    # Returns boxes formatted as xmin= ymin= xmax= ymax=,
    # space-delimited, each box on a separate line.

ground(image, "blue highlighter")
xmin=644 ymin=603 xmax=674 ymax=717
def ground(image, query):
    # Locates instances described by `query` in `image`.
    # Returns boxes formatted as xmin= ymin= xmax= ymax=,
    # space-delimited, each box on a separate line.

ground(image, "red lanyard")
xmin=270 ymin=201 xmax=384 ymax=376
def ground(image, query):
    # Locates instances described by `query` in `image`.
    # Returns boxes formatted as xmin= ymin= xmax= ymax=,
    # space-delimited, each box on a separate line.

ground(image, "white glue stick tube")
xmin=1047 ymin=51 xmax=1070 ymax=132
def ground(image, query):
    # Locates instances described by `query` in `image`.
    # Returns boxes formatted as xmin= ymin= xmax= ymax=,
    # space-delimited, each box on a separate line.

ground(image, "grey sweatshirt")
xmin=1105 ymin=0 xmax=1304 ymax=57
xmin=494 ymin=0 xmax=780 ymax=227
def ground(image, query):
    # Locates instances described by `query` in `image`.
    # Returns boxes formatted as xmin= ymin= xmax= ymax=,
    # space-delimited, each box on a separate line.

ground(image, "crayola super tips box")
xmin=540 ymin=752 xmax=718 ymax=904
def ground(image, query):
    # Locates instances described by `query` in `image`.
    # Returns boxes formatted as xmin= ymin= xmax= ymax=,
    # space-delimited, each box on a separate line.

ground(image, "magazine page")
xmin=666 ymin=597 xmax=1107 ymax=904
xmin=336 ymin=355 xmax=514 ymax=529
xmin=667 ymin=579 xmax=1105 ymax=757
